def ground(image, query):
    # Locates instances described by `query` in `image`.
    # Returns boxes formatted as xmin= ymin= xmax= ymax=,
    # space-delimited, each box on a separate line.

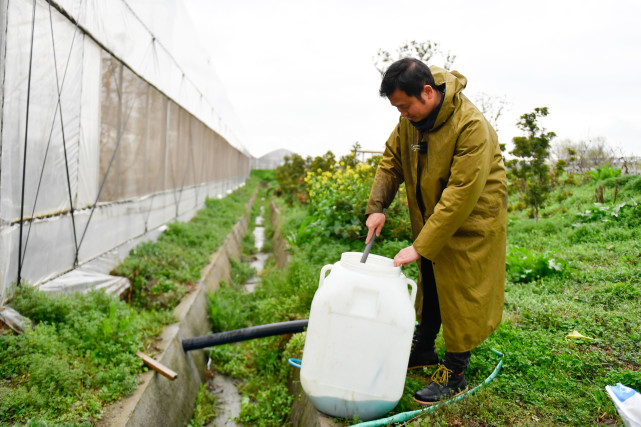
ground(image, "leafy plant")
xmin=274 ymin=153 xmax=308 ymax=203
xmin=587 ymin=162 xmax=622 ymax=182
xmin=274 ymin=151 xmax=337 ymax=204
xmin=230 ymin=257 xmax=256 ymax=287
xmin=506 ymin=246 xmax=567 ymax=283
xmin=574 ymin=200 xmax=641 ymax=226
xmin=284 ymin=214 xmax=322 ymax=247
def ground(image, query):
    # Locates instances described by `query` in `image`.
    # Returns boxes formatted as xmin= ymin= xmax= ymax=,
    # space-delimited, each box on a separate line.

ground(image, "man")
xmin=365 ymin=58 xmax=507 ymax=404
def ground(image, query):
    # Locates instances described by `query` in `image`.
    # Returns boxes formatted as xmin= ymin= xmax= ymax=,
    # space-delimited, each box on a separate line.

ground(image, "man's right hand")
xmin=365 ymin=213 xmax=386 ymax=244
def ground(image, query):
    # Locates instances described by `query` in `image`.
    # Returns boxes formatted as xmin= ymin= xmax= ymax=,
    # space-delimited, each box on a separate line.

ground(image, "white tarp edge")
xmin=39 ymin=270 xmax=130 ymax=296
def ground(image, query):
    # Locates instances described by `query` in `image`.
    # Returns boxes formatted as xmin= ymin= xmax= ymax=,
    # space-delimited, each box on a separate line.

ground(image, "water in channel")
xmin=205 ymin=204 xmax=267 ymax=426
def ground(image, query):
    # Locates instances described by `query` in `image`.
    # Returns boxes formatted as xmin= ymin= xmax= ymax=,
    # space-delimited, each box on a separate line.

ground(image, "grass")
xmin=113 ymin=179 xmax=258 ymax=311
xmin=5 ymin=169 xmax=635 ymax=425
xmin=0 ymin=176 xmax=259 ymax=426
xmin=0 ymin=286 xmax=171 ymax=424
xmin=401 ymin=176 xmax=641 ymax=426
xmin=187 ymin=382 xmax=218 ymax=427
xmin=206 ymin=174 xmax=641 ymax=426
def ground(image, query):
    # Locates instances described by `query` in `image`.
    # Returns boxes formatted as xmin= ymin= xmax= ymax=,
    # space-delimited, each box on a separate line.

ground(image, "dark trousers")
xmin=421 ymin=257 xmax=471 ymax=373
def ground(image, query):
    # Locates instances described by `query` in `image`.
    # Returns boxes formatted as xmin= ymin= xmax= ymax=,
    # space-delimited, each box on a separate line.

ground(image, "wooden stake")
xmin=136 ymin=351 xmax=178 ymax=380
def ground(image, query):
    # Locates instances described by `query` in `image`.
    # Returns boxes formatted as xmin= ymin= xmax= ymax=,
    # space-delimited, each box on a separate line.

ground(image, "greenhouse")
xmin=0 ymin=0 xmax=250 ymax=303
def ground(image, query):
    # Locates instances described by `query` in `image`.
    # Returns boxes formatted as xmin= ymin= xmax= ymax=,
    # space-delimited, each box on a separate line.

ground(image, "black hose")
xmin=182 ymin=319 xmax=309 ymax=352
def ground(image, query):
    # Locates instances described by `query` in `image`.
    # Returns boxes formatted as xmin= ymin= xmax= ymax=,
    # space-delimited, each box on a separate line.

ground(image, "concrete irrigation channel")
xmin=97 ymin=195 xmax=335 ymax=426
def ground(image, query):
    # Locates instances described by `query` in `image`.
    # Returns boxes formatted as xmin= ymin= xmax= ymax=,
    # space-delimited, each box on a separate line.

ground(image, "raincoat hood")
xmin=430 ymin=67 xmax=468 ymax=132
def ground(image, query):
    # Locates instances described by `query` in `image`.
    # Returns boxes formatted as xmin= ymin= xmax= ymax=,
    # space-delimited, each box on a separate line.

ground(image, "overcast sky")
xmin=183 ymin=0 xmax=641 ymax=160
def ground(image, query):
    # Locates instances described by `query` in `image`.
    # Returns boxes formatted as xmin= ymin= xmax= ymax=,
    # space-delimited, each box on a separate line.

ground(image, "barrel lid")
xmin=340 ymin=252 xmax=401 ymax=277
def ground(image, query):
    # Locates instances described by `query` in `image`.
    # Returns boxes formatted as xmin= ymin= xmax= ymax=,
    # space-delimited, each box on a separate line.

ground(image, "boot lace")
xmin=430 ymin=363 xmax=452 ymax=386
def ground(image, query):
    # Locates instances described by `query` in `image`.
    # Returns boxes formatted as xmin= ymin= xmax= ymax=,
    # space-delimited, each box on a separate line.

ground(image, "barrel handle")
xmin=319 ymin=264 xmax=332 ymax=288
xmin=406 ymin=278 xmax=417 ymax=305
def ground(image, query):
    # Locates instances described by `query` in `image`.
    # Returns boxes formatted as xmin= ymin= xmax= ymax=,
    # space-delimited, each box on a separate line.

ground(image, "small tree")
xmin=339 ymin=142 xmax=362 ymax=168
xmin=275 ymin=149 xmax=345 ymax=204
xmin=275 ymin=153 xmax=308 ymax=203
xmin=308 ymin=151 xmax=337 ymax=174
xmin=374 ymin=41 xmax=508 ymax=145
xmin=506 ymin=107 xmax=556 ymax=222
xmin=373 ymin=40 xmax=456 ymax=75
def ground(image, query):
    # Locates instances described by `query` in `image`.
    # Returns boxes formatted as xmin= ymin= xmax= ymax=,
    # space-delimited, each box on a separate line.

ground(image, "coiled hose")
xmin=288 ymin=348 xmax=504 ymax=426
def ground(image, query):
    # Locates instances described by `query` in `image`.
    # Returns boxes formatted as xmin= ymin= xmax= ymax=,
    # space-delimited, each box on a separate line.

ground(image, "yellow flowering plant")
xmin=305 ymin=163 xmax=411 ymax=240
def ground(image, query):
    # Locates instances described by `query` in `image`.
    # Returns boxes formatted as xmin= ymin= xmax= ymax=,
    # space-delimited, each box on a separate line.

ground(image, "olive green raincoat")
xmin=366 ymin=66 xmax=507 ymax=353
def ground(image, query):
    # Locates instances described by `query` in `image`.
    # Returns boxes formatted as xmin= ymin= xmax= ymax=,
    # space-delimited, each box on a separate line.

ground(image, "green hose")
xmin=353 ymin=348 xmax=504 ymax=426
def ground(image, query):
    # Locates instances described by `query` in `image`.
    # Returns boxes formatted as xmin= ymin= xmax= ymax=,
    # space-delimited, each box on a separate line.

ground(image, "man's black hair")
xmin=379 ymin=58 xmax=436 ymax=99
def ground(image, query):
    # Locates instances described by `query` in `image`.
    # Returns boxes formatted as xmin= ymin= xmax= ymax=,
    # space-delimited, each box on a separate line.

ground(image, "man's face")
xmin=388 ymin=86 xmax=436 ymax=122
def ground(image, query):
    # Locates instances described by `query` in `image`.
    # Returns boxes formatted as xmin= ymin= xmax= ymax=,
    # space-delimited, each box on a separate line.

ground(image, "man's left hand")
xmin=393 ymin=245 xmax=420 ymax=267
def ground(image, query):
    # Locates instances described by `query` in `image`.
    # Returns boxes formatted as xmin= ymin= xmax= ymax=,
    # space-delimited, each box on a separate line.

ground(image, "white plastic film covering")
xmin=1 ymin=0 xmax=83 ymax=222
xmin=97 ymin=52 xmax=249 ymax=203
xmin=0 ymin=0 xmax=250 ymax=303
xmin=55 ymin=0 xmax=246 ymax=153
xmin=76 ymin=35 xmax=101 ymax=206
xmin=1 ymin=0 xmax=7 ymax=137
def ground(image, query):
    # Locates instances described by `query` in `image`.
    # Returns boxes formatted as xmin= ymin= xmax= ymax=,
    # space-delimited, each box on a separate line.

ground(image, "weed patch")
xmin=0 ymin=287 xmax=151 ymax=424
xmin=113 ymin=180 xmax=256 ymax=311
xmin=2 ymin=178 xmax=258 ymax=425
xmin=506 ymin=246 xmax=567 ymax=283
xmin=187 ymin=382 xmax=218 ymax=427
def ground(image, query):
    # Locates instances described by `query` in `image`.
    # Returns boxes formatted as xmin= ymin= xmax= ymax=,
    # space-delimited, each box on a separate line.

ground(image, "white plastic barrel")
xmin=300 ymin=252 xmax=417 ymax=421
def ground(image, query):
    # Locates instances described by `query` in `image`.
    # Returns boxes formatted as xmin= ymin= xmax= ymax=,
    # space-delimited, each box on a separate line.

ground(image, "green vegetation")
xmin=4 ymin=152 xmax=638 ymax=426
xmin=208 ymin=163 xmax=641 ymax=425
xmin=506 ymin=246 xmax=568 ymax=283
xmin=274 ymin=142 xmax=368 ymax=205
xmin=187 ymin=383 xmax=218 ymax=427
xmin=305 ymin=162 xmax=410 ymax=240
xmin=0 ymin=286 xmax=171 ymax=424
xmin=0 ymin=177 xmax=258 ymax=425
xmin=426 ymin=177 xmax=640 ymax=426
xmin=588 ymin=162 xmax=622 ymax=182
xmin=112 ymin=180 xmax=257 ymax=311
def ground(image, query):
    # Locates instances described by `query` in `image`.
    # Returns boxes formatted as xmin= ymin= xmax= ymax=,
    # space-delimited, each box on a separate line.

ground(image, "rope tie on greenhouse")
xmin=142 ymin=104 xmax=166 ymax=232
xmin=17 ymin=0 xmax=38 ymax=287
xmin=48 ymin=2 xmax=81 ymax=266
xmin=19 ymin=1 xmax=89 ymax=273
xmin=167 ymin=104 xmax=180 ymax=216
